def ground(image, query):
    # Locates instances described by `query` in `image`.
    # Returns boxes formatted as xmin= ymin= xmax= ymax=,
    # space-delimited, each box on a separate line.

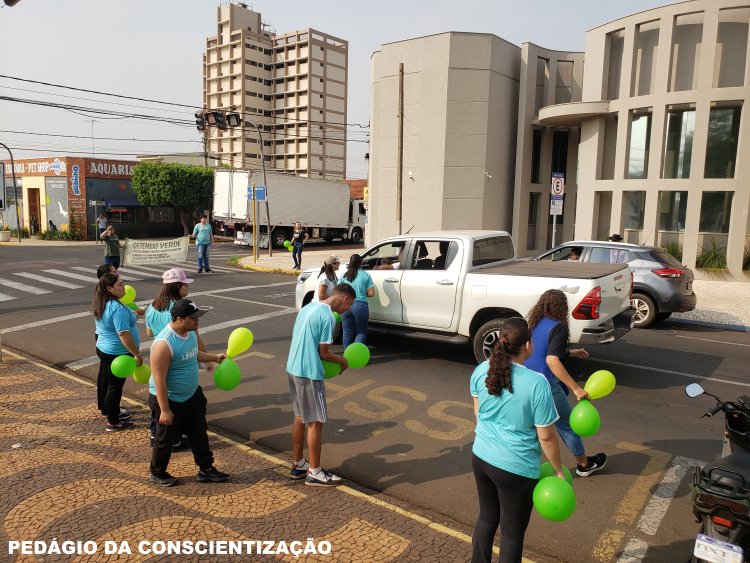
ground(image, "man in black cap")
xmin=608 ymin=234 xmax=623 ymax=242
xmin=148 ymin=298 xmax=228 ymax=487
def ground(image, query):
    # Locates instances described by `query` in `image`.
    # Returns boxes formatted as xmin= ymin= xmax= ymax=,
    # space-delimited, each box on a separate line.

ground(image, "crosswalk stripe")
xmin=0 ymin=292 xmax=15 ymax=302
xmin=69 ymin=266 xmax=145 ymax=282
xmin=121 ymin=264 xmax=175 ymax=273
xmin=41 ymin=269 xmax=98 ymax=283
xmin=0 ymin=277 xmax=51 ymax=295
xmin=12 ymin=272 xmax=83 ymax=290
xmin=115 ymin=266 xmax=161 ymax=279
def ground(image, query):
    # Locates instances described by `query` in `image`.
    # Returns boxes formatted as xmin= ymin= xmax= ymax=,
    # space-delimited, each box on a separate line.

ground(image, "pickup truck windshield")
xmin=472 ymin=236 xmax=514 ymax=266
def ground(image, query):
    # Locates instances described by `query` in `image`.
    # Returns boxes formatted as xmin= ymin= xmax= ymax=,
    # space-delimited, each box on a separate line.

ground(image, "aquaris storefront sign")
xmin=4 ymin=158 xmax=136 ymax=178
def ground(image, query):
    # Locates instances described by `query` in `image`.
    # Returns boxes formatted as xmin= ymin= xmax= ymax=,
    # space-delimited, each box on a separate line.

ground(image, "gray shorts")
xmin=288 ymin=373 xmax=327 ymax=424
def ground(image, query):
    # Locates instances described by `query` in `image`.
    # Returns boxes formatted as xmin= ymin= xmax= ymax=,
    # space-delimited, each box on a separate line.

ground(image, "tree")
xmin=131 ymin=162 xmax=214 ymax=235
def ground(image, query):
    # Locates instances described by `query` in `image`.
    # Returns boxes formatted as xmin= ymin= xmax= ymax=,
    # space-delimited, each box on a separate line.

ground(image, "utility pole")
xmin=396 ymin=63 xmax=404 ymax=235
xmin=86 ymin=119 xmax=98 ymax=157
xmin=0 ymin=141 xmax=22 ymax=243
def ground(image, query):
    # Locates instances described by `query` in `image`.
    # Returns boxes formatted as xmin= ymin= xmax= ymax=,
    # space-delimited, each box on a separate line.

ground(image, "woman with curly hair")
xmin=469 ymin=317 xmax=563 ymax=563
xmin=525 ymin=289 xmax=607 ymax=477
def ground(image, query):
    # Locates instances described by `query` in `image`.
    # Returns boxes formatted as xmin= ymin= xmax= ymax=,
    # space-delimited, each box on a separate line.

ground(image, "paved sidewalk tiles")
xmin=0 ymin=352 xmax=475 ymax=562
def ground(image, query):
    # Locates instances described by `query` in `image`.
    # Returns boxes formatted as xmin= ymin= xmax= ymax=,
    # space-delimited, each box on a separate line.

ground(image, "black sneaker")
xmin=101 ymin=408 xmax=131 ymax=420
xmin=290 ymin=459 xmax=309 ymax=480
xmin=197 ymin=466 xmax=229 ymax=483
xmin=150 ymin=472 xmax=178 ymax=487
xmin=172 ymin=436 xmax=189 ymax=450
xmin=198 ymin=268 xmax=203 ymax=273
xmin=205 ymin=268 xmax=213 ymax=273
xmin=106 ymin=420 xmax=135 ymax=432
xmin=305 ymin=468 xmax=342 ymax=487
xmin=576 ymin=452 xmax=607 ymax=477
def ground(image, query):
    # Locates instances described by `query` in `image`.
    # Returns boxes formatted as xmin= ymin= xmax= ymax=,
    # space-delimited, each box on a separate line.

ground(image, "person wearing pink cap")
xmin=145 ymin=268 xmax=208 ymax=449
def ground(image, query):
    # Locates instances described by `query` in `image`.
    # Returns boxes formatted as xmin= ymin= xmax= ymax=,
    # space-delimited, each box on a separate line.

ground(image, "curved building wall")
xmin=573 ymin=0 xmax=750 ymax=278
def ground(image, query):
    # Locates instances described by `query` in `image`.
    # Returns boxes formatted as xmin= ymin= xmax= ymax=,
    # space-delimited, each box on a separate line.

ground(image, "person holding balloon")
xmin=338 ymin=254 xmax=375 ymax=348
xmin=92 ymin=273 xmax=142 ymax=432
xmin=470 ymin=317 xmax=564 ymax=563
xmin=525 ymin=289 xmax=607 ymax=477
xmin=286 ymin=284 xmax=355 ymax=487
xmin=291 ymin=222 xmax=309 ymax=270
xmin=148 ymin=299 xmax=229 ymax=487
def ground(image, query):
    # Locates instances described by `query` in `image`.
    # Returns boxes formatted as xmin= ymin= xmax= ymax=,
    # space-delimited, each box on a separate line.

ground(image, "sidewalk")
xmin=0 ymin=349 xmax=478 ymax=562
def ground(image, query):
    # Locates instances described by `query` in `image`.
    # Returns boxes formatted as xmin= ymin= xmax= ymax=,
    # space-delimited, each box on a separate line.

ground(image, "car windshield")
xmin=649 ymin=249 xmax=684 ymax=268
xmin=472 ymin=236 xmax=514 ymax=266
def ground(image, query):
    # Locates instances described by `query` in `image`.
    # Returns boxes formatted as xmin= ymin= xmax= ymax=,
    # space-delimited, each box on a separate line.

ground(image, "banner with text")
xmin=123 ymin=236 xmax=190 ymax=266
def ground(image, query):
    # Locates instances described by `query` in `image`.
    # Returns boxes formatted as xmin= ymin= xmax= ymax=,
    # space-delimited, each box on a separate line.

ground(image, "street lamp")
xmin=0 ymin=142 xmax=22 ymax=243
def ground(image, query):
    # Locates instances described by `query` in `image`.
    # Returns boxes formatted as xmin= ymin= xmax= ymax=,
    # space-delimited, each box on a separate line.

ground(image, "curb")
xmin=236 ymin=263 xmax=299 ymax=276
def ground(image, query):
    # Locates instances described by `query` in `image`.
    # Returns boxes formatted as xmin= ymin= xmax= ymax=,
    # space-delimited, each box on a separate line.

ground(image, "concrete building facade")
xmin=203 ymin=2 xmax=347 ymax=178
xmin=369 ymin=0 xmax=750 ymax=280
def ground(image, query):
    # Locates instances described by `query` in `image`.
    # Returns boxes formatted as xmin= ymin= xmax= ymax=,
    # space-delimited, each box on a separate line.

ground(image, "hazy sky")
xmin=0 ymin=0 xmax=664 ymax=178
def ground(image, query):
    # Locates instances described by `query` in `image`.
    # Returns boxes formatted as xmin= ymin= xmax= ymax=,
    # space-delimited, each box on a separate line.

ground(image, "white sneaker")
xmin=304 ymin=468 xmax=342 ymax=487
xmin=290 ymin=460 xmax=309 ymax=480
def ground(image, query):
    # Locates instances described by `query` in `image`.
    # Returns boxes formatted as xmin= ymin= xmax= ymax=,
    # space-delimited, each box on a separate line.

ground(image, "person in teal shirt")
xmin=191 ymin=214 xmax=214 ymax=273
xmin=469 ymin=317 xmax=564 ymax=563
xmin=286 ymin=284 xmax=354 ymax=487
xmin=337 ymin=254 xmax=375 ymax=347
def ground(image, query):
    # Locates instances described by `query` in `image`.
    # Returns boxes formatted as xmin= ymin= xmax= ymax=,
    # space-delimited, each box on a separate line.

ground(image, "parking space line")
xmin=616 ymin=537 xmax=649 ymax=563
xmin=590 ymin=357 xmax=750 ymax=388
xmin=676 ymin=334 xmax=750 ymax=348
xmin=207 ymin=293 xmax=293 ymax=309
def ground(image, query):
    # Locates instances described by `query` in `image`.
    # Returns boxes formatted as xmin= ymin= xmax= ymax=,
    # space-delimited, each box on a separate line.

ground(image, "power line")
xmin=0 ymin=129 xmax=201 ymax=143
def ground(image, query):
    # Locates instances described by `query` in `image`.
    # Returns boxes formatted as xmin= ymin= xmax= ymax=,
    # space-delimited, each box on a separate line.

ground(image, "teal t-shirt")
xmin=145 ymin=301 xmax=174 ymax=336
xmin=95 ymin=299 xmax=140 ymax=355
xmin=193 ymin=223 xmax=212 ymax=244
xmin=286 ymin=302 xmax=334 ymax=380
xmin=470 ymin=361 xmax=559 ymax=479
xmin=149 ymin=326 xmax=199 ymax=403
xmin=338 ymin=270 xmax=374 ymax=302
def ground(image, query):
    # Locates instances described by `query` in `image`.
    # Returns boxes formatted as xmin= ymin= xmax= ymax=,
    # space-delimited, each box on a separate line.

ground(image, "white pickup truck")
xmin=295 ymin=231 xmax=634 ymax=363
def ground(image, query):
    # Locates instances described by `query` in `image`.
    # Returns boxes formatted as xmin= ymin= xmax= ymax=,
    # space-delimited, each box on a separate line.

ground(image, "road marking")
xmin=0 ymin=292 xmax=14 ymax=302
xmin=13 ymin=272 xmax=83 ymax=289
xmin=76 ymin=266 xmax=147 ymax=281
xmin=637 ymin=455 xmax=702 ymax=535
xmin=0 ymin=278 xmax=51 ymax=295
xmin=119 ymin=264 xmax=170 ymax=273
xmin=41 ymin=268 xmax=98 ymax=283
xmin=232 ymin=350 xmax=275 ymax=361
xmin=616 ymin=538 xmax=648 ymax=563
xmin=676 ymin=334 xmax=750 ymax=348
xmin=591 ymin=357 xmax=750 ymax=389
xmin=207 ymin=293 xmax=292 ymax=308
xmin=1 ymin=281 xmax=295 ymax=335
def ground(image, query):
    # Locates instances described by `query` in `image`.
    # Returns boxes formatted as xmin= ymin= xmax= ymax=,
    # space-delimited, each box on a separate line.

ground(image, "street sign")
xmin=247 ymin=185 xmax=267 ymax=201
xmin=551 ymin=173 xmax=565 ymax=196
xmin=550 ymin=194 xmax=564 ymax=216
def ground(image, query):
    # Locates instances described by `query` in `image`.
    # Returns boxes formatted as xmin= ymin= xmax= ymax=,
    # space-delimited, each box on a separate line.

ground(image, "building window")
xmin=631 ymin=20 xmax=660 ymax=97
xmin=627 ymin=110 xmax=652 ymax=179
xmin=550 ymin=130 xmax=568 ymax=178
xmin=705 ymin=105 xmax=741 ymax=178
xmin=530 ymin=128 xmax=543 ymax=184
xmin=599 ymin=114 xmax=618 ymax=180
xmin=714 ymin=7 xmax=750 ymax=88
xmin=605 ymin=30 xmax=625 ymax=100
xmin=658 ymin=191 xmax=688 ymax=232
xmin=699 ymin=191 xmax=734 ymax=233
xmin=669 ymin=13 xmax=703 ymax=92
xmin=623 ymin=191 xmax=646 ymax=230
xmin=663 ymin=107 xmax=695 ymax=179
xmin=535 ymin=58 xmax=548 ymax=113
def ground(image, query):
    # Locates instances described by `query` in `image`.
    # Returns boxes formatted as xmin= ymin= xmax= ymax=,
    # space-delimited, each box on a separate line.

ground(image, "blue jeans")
xmin=292 ymin=242 xmax=304 ymax=268
xmin=342 ymin=300 xmax=369 ymax=348
xmin=197 ymin=243 xmax=210 ymax=270
xmin=551 ymin=382 xmax=585 ymax=457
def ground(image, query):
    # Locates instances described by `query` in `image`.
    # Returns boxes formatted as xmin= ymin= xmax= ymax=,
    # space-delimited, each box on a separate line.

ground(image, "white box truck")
xmin=212 ymin=169 xmax=366 ymax=248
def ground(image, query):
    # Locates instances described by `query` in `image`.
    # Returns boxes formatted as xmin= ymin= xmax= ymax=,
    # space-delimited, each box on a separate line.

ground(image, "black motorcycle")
xmin=686 ymin=382 xmax=750 ymax=562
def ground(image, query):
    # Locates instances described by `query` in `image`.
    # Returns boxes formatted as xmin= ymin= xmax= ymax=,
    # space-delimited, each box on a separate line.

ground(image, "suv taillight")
xmin=572 ymin=287 xmax=601 ymax=320
xmin=652 ymin=267 xmax=682 ymax=278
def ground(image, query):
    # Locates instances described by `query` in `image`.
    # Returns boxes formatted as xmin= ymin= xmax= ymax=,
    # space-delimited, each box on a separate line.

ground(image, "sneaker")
xmin=106 ymin=420 xmax=135 ymax=432
xmin=576 ymin=453 xmax=607 ymax=477
xmin=150 ymin=472 xmax=178 ymax=487
xmin=205 ymin=268 xmax=213 ymax=273
xmin=172 ymin=436 xmax=188 ymax=450
xmin=290 ymin=459 xmax=309 ymax=480
xmin=101 ymin=408 xmax=131 ymax=420
xmin=198 ymin=268 xmax=204 ymax=273
xmin=305 ymin=468 xmax=342 ymax=487
xmin=197 ymin=466 xmax=229 ymax=483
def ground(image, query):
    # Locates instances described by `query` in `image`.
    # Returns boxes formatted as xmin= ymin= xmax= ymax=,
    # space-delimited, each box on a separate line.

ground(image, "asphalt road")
xmin=2 ymin=242 xmax=749 ymax=563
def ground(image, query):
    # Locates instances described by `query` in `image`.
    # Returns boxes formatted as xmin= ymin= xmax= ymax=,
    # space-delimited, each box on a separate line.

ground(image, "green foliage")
xmin=11 ymin=227 xmax=29 ymax=238
xmin=132 ymin=162 xmax=214 ymax=234
xmin=663 ymin=241 xmax=683 ymax=262
xmin=0 ymin=223 xmax=10 ymax=231
xmin=39 ymin=229 xmax=79 ymax=241
xmin=743 ymin=246 xmax=750 ymax=271
xmin=696 ymin=238 xmax=728 ymax=270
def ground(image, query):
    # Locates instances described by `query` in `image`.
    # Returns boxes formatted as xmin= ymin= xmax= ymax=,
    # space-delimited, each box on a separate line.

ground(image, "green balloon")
xmin=343 ymin=342 xmax=370 ymax=369
xmin=283 ymin=240 xmax=291 ymax=248
xmin=332 ymin=311 xmax=342 ymax=324
xmin=132 ymin=363 xmax=151 ymax=384
xmin=127 ymin=302 xmax=139 ymax=311
xmin=569 ymin=399 xmax=601 ymax=437
xmin=533 ymin=476 xmax=576 ymax=521
xmin=584 ymin=370 xmax=616 ymax=400
xmin=214 ymin=359 xmax=241 ymax=391
xmin=111 ymin=355 xmax=136 ymax=378
xmin=539 ymin=462 xmax=574 ymax=485
xmin=322 ymin=360 xmax=342 ymax=379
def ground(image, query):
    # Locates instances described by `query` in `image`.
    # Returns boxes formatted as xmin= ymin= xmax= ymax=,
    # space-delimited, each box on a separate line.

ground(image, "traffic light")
xmin=195 ymin=110 xmax=206 ymax=132
xmin=226 ymin=113 xmax=242 ymax=127
xmin=205 ymin=111 xmax=227 ymax=130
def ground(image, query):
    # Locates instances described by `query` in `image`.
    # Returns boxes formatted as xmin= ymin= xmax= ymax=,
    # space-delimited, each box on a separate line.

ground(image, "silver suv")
xmin=535 ymin=241 xmax=697 ymax=328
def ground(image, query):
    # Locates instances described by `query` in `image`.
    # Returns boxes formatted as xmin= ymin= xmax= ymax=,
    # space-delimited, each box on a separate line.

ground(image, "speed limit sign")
xmin=551 ymin=173 xmax=565 ymax=196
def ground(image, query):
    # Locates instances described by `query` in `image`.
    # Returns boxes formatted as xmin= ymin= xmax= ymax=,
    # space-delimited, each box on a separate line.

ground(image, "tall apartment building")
xmin=203 ymin=2 xmax=348 ymax=178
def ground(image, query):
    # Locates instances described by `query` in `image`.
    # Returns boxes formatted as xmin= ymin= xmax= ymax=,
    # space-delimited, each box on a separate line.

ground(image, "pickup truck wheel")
xmin=631 ymin=293 xmax=656 ymax=328
xmin=473 ymin=319 xmax=507 ymax=363
xmin=271 ymin=229 xmax=289 ymax=249
xmin=350 ymin=228 xmax=363 ymax=244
